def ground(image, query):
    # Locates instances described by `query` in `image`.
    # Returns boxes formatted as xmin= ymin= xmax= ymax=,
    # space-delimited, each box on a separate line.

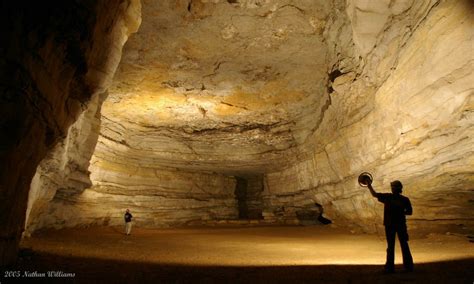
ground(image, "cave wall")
xmin=264 ymin=0 xmax=474 ymax=233
xmin=18 ymin=0 xmax=473 ymax=238
xmin=98 ymin=0 xmax=332 ymax=174
xmin=25 ymin=116 xmax=239 ymax=229
xmin=0 ymin=0 xmax=140 ymax=265
xmin=263 ymin=0 xmax=474 ymax=234
xmin=37 ymin=160 xmax=237 ymax=229
xmin=24 ymin=92 xmax=106 ymax=236
xmin=235 ymin=175 xmax=264 ymax=219
xmin=245 ymin=175 xmax=264 ymax=219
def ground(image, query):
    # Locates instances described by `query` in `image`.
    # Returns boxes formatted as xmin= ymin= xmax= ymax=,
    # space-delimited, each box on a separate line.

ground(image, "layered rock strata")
xmin=263 ymin=0 xmax=474 ymax=234
xmin=101 ymin=0 xmax=333 ymax=173
xmin=28 ymin=0 xmax=333 ymax=230
xmin=235 ymin=175 xmax=264 ymax=219
xmin=24 ymin=92 xmax=106 ymax=236
xmin=0 ymin=0 xmax=140 ymax=265
xmin=39 ymin=165 xmax=237 ymax=228
xmin=24 ymin=0 xmax=474 ymax=237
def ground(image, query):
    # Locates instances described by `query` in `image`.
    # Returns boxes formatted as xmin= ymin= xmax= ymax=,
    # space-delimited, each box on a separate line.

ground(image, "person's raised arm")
xmin=367 ymin=181 xmax=378 ymax=198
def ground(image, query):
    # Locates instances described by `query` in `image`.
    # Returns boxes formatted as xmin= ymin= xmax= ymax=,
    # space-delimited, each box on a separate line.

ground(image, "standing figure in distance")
xmin=367 ymin=180 xmax=414 ymax=273
xmin=124 ymin=209 xmax=133 ymax=236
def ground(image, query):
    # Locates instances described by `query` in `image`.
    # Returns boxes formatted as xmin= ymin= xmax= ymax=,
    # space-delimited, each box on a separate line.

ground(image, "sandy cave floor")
xmin=6 ymin=225 xmax=474 ymax=283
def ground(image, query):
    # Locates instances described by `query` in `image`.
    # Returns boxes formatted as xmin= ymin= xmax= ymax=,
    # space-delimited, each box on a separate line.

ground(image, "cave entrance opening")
xmin=234 ymin=175 xmax=264 ymax=220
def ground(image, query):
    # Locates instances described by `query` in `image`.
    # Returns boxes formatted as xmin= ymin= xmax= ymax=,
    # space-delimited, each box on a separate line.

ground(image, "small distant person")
xmin=124 ymin=209 xmax=133 ymax=235
xmin=367 ymin=180 xmax=414 ymax=273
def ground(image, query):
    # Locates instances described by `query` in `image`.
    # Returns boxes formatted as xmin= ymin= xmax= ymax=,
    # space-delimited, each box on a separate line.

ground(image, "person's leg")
xmin=385 ymin=226 xmax=396 ymax=272
xmin=125 ymin=222 xmax=132 ymax=235
xmin=397 ymin=225 xmax=414 ymax=271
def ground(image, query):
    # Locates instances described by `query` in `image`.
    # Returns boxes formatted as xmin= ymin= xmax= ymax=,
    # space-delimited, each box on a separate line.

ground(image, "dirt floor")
xmin=3 ymin=225 xmax=474 ymax=283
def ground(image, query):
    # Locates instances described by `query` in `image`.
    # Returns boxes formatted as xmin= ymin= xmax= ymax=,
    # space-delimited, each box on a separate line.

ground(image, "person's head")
xmin=126 ymin=209 xmax=130 ymax=213
xmin=390 ymin=180 xmax=403 ymax=194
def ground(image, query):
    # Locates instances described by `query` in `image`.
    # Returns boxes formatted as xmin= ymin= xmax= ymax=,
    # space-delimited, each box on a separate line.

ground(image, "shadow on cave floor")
xmin=7 ymin=254 xmax=474 ymax=284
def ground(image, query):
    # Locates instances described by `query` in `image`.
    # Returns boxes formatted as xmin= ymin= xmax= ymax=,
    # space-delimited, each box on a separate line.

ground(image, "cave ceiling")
xmin=100 ymin=0 xmax=333 ymax=174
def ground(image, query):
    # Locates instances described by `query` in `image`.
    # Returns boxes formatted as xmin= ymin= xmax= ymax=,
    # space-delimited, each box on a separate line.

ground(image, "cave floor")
xmin=13 ymin=225 xmax=474 ymax=283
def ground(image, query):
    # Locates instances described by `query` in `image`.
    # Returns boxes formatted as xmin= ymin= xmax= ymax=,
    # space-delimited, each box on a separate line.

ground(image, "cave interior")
xmin=0 ymin=0 xmax=473 ymax=282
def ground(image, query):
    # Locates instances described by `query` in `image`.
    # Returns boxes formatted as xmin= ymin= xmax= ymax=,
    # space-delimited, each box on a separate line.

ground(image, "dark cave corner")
xmin=296 ymin=203 xmax=332 ymax=225
xmin=234 ymin=176 xmax=264 ymax=220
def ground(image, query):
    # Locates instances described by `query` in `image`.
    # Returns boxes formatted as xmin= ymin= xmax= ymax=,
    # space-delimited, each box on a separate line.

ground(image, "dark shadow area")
xmin=234 ymin=176 xmax=264 ymax=220
xmin=296 ymin=203 xmax=332 ymax=225
xmin=3 ymin=251 xmax=473 ymax=284
xmin=315 ymin=203 xmax=332 ymax=225
xmin=235 ymin=177 xmax=249 ymax=219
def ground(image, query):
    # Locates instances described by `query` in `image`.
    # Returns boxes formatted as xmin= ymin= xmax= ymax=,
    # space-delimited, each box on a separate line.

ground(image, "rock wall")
xmin=24 ymin=92 xmax=106 ymax=236
xmin=263 ymin=0 xmax=474 ymax=234
xmin=24 ymin=114 xmax=239 ymax=230
xmin=39 ymin=160 xmax=237 ymax=228
xmin=19 ymin=0 xmax=473 ymax=239
xmin=0 ymin=0 xmax=140 ymax=265
xmin=235 ymin=175 xmax=264 ymax=219
xmin=26 ymin=0 xmax=326 ymax=231
xmin=245 ymin=175 xmax=264 ymax=219
xmin=101 ymin=0 xmax=333 ymax=174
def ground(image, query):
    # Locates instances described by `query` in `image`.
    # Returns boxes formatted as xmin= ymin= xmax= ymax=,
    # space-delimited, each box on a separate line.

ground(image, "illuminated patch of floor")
xmin=21 ymin=226 xmax=473 ymax=266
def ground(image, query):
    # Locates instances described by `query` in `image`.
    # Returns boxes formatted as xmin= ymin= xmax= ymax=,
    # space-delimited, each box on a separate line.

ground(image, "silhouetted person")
xmin=367 ymin=180 xmax=414 ymax=273
xmin=124 ymin=209 xmax=133 ymax=235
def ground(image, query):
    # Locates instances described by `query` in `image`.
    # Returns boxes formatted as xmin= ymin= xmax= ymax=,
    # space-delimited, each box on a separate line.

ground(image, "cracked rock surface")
xmin=27 ymin=0 xmax=474 ymax=235
xmin=101 ymin=0 xmax=333 ymax=173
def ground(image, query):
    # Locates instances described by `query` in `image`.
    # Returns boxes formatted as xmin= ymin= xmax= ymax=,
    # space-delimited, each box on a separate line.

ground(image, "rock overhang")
xmin=101 ymin=0 xmax=334 ymax=173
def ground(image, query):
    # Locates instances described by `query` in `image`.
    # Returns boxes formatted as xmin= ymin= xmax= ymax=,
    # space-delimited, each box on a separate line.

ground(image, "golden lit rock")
xmin=20 ymin=0 xmax=474 ymax=238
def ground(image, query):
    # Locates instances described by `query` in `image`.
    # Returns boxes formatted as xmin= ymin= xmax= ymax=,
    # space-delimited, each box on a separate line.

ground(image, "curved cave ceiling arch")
xmin=22 ymin=0 xmax=474 ymax=238
xmin=98 ymin=0 xmax=333 ymax=174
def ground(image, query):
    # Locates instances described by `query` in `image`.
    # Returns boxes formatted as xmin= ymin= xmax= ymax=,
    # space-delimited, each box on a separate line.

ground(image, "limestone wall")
xmin=20 ymin=0 xmax=473 ymax=238
xmin=0 ymin=0 xmax=140 ymax=265
xmin=24 ymin=92 xmax=106 ymax=236
xmin=26 ymin=97 xmax=238 ymax=230
xmin=38 ymin=161 xmax=237 ymax=229
xmin=263 ymin=0 xmax=474 ymax=234
xmin=246 ymin=176 xmax=264 ymax=219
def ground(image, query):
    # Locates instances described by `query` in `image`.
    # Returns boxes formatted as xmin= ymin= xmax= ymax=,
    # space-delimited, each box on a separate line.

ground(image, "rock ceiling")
xmin=100 ymin=0 xmax=334 ymax=174
xmin=24 ymin=0 xmax=474 ymax=235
